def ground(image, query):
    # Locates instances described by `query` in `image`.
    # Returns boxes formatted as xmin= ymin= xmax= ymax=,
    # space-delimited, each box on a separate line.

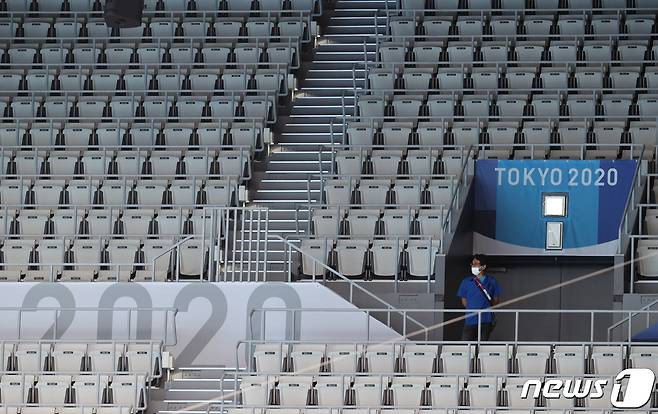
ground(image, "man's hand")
xmin=461 ymin=298 xmax=467 ymax=307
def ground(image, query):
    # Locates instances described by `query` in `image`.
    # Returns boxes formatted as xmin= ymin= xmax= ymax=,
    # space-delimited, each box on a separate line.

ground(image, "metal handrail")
xmin=607 ymin=298 xmax=658 ymax=341
xmin=272 ymin=234 xmax=431 ymax=340
xmin=616 ymin=146 xmax=645 ymax=254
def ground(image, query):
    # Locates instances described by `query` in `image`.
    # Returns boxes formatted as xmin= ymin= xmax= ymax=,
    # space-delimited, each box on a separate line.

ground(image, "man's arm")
xmin=491 ymin=297 xmax=499 ymax=306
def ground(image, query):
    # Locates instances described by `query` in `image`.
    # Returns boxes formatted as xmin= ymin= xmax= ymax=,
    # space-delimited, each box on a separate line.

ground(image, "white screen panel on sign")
xmin=543 ymin=194 xmax=567 ymax=217
xmin=546 ymin=221 xmax=563 ymax=250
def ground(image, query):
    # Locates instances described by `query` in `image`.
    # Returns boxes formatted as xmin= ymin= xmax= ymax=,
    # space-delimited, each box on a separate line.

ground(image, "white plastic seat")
xmin=0 ymin=240 xmax=34 ymax=279
xmin=204 ymin=180 xmax=235 ymax=206
xmin=63 ymin=239 xmax=103 ymax=280
xmin=417 ymin=210 xmax=444 ymax=237
xmin=240 ymin=375 xmax=272 ymax=406
xmin=407 ymin=240 xmax=440 ymax=279
xmin=50 ymin=343 xmax=86 ymax=373
xmin=390 ymin=376 xmax=425 ymax=407
xmin=515 ymin=345 xmax=550 ymax=375
xmin=358 ymin=179 xmax=390 ymax=205
xmin=278 ymin=376 xmax=313 ymax=406
xmin=553 ymin=345 xmax=586 ymax=375
xmin=402 ymin=344 xmax=437 ymax=374
xmin=109 ymin=374 xmax=146 ymax=409
xmin=371 ymin=239 xmax=403 ymax=278
xmin=429 ymin=377 xmax=461 ymax=408
xmin=87 ymin=343 xmax=123 ymax=372
xmin=465 ymin=377 xmax=499 ymax=407
xmin=335 ymin=239 xmax=369 ymax=277
xmin=323 ymin=180 xmax=352 ymax=205
xmin=290 ymin=344 xmax=325 ymax=373
xmin=311 ymin=208 xmax=342 ymax=236
xmin=371 ymin=150 xmax=402 ymax=175
xmin=300 ymin=238 xmax=333 ymax=277
xmin=125 ymin=343 xmax=161 ymax=376
xmin=14 ymin=211 xmax=50 ymax=236
xmin=0 ymin=374 xmax=33 ymax=404
xmin=504 ymin=377 xmax=538 ymax=408
xmin=315 ymin=376 xmax=346 ymax=406
xmin=178 ymin=240 xmax=208 ymax=277
xmin=136 ymin=239 xmax=174 ymax=281
xmin=33 ymin=375 xmax=71 ymax=404
xmin=590 ymin=345 xmax=624 ymax=375
xmin=364 ymin=344 xmax=396 ymax=373
xmin=352 ymin=376 xmax=384 ymax=406
xmin=28 ymin=239 xmax=66 ymax=281
xmin=14 ymin=343 xmax=50 ymax=372
xmin=629 ymin=345 xmax=658 ymax=372
xmin=477 ymin=345 xmax=509 ymax=374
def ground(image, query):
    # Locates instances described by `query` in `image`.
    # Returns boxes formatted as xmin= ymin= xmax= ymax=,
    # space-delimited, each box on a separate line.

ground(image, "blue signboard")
xmin=473 ymin=160 xmax=637 ymax=254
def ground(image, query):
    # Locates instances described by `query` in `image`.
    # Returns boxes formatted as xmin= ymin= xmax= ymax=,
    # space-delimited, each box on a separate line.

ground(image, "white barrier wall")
xmin=0 ymin=282 xmax=399 ymax=367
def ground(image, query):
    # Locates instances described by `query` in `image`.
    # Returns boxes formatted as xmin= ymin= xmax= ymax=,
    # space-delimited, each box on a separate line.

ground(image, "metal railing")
xmin=271 ymin=235 xmax=431 ymax=339
xmin=0 ymin=206 xmax=269 ymax=282
xmin=0 ymin=307 xmax=177 ymax=346
xmin=250 ymin=307 xmax=658 ymax=344
xmin=608 ymin=298 xmax=658 ymax=341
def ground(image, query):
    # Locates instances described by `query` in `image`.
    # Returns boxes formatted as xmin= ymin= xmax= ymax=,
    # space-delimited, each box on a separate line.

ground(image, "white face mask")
xmin=471 ymin=266 xmax=481 ymax=276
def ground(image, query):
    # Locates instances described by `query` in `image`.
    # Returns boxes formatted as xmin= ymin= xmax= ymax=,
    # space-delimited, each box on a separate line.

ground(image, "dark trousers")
xmin=461 ymin=323 xmax=493 ymax=341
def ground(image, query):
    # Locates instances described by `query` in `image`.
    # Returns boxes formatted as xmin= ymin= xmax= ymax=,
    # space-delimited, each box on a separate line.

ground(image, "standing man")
xmin=457 ymin=254 xmax=500 ymax=341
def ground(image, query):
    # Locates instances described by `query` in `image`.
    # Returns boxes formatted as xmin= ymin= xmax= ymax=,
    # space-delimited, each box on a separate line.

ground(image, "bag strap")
xmin=472 ymin=276 xmax=494 ymax=306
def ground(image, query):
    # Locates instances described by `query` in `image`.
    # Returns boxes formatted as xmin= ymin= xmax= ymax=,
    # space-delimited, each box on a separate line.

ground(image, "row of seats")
xmin=321 ymin=178 xmax=457 ymax=206
xmin=248 ymin=343 xmax=653 ymax=375
xmin=310 ymin=208 xmax=445 ymax=237
xmin=385 ymin=15 xmax=657 ymax=37
xmin=0 ymin=18 xmax=309 ymax=41
xmin=237 ymin=374 xmax=647 ymax=409
xmin=333 ymin=150 xmax=465 ymax=176
xmin=396 ymin=0 xmax=655 ymax=10
xmin=299 ymin=238 xmax=440 ymax=279
xmin=343 ymin=121 xmax=656 ymax=148
xmin=0 ymin=207 xmax=224 ymax=237
xmin=0 ymin=122 xmax=266 ymax=149
xmin=0 ymin=406 xmax=129 ymax=414
xmin=341 ymin=122 xmax=633 ymax=148
xmin=0 ymin=42 xmax=299 ymax=67
xmin=366 ymin=66 xmax=650 ymax=92
xmin=0 ymin=69 xmax=288 ymax=96
xmin=0 ymin=95 xmax=276 ymax=123
xmin=0 ymin=151 xmax=249 ymax=177
xmin=226 ymin=409 xmax=650 ymax=414
xmin=0 ymin=237 xmax=210 ymax=281
xmin=0 ymin=178 xmax=237 ymax=207
xmin=0 ymin=0 xmax=319 ymax=13
xmin=0 ymin=374 xmax=146 ymax=409
xmin=375 ymin=40 xmax=657 ymax=64
xmin=355 ymin=94 xmax=656 ymax=120
xmin=0 ymin=342 xmax=161 ymax=376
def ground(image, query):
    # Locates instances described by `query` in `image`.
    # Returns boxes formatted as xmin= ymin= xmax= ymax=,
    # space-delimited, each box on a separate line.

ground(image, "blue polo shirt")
xmin=457 ymin=275 xmax=500 ymax=326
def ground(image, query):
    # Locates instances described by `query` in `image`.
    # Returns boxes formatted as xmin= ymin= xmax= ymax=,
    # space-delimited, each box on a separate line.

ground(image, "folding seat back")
xmin=125 ymin=343 xmax=160 ymax=376
xmin=440 ymin=344 xmax=472 ymax=374
xmin=277 ymin=376 xmax=313 ymax=406
xmin=553 ymin=345 xmax=586 ymax=375
xmin=358 ymin=179 xmax=390 ymax=205
xmin=466 ymin=377 xmax=499 ymax=407
xmin=204 ymin=180 xmax=235 ymax=206
xmin=254 ymin=343 xmax=286 ymax=373
xmin=50 ymin=343 xmax=86 ymax=374
xmin=590 ymin=345 xmax=624 ymax=375
xmin=335 ymin=239 xmax=369 ymax=277
xmin=15 ymin=211 xmax=50 ymax=236
xmin=178 ymin=240 xmax=208 ymax=277
xmin=417 ymin=210 xmax=444 ymax=237
xmin=390 ymin=377 xmax=425 ymax=407
xmin=371 ymin=150 xmax=402 ymax=175
xmin=1 ymin=240 xmax=34 ymax=274
xmin=381 ymin=209 xmax=413 ymax=236
xmin=371 ymin=239 xmax=403 ymax=278
xmin=138 ymin=240 xmax=174 ymax=281
xmin=352 ymin=376 xmax=384 ymax=406
xmin=15 ymin=343 xmax=50 ymax=372
xmin=240 ymin=375 xmax=272 ymax=406
xmin=407 ymin=239 xmax=440 ymax=279
xmin=315 ymin=376 xmax=346 ymax=406
xmin=406 ymin=151 xmax=436 ymax=175
xmin=87 ymin=344 xmax=123 ymax=372
xmin=477 ymin=345 xmax=509 ymax=374
xmin=299 ymin=238 xmax=333 ymax=277
xmin=109 ymin=375 xmax=146 ymax=408
xmin=429 ymin=377 xmax=461 ymax=407
xmin=629 ymin=346 xmax=658 ymax=372
xmin=402 ymin=344 xmax=437 ymax=374
xmin=290 ymin=344 xmax=325 ymax=373
xmin=326 ymin=344 xmax=360 ymax=373
xmin=311 ymin=208 xmax=342 ymax=236
xmin=34 ymin=375 xmax=71 ymax=404
xmin=0 ymin=374 xmax=33 ymax=404
xmin=323 ymin=179 xmax=353 ymax=205
xmin=413 ymin=45 xmax=442 ymax=63
xmin=504 ymin=377 xmax=538 ymax=408
xmin=515 ymin=345 xmax=550 ymax=375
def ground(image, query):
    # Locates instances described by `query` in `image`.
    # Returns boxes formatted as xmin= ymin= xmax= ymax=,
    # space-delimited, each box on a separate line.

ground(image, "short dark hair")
xmin=471 ymin=254 xmax=488 ymax=267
